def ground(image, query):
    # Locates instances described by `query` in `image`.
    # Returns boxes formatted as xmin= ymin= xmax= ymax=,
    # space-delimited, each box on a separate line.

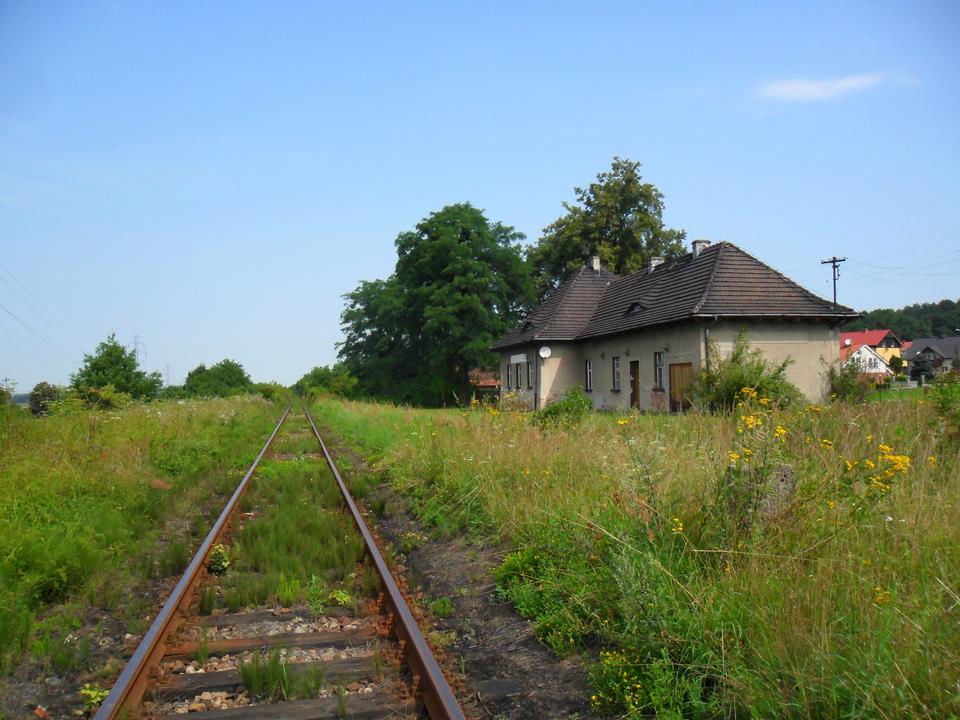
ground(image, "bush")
xmin=930 ymin=370 xmax=960 ymax=439
xmin=532 ymin=385 xmax=592 ymax=428
xmin=693 ymin=332 xmax=801 ymax=412
xmin=29 ymin=382 xmax=60 ymax=417
xmin=827 ymin=362 xmax=872 ymax=403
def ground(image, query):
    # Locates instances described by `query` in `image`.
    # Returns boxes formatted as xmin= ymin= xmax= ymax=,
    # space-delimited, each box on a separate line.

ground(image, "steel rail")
xmin=95 ymin=403 xmax=292 ymax=720
xmin=303 ymin=406 xmax=467 ymax=720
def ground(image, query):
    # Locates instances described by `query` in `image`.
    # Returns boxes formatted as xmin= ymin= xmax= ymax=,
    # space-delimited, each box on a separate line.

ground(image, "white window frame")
xmin=654 ymin=351 xmax=664 ymax=389
xmin=585 ymin=359 xmax=593 ymax=391
xmin=612 ymin=356 xmax=621 ymax=391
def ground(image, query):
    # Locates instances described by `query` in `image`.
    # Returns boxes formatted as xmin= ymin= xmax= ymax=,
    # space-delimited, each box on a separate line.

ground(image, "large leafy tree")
xmin=339 ymin=203 xmax=534 ymax=405
xmin=292 ymin=364 xmax=357 ymax=397
xmin=184 ymin=359 xmax=252 ymax=397
xmin=527 ymin=157 xmax=686 ymax=297
xmin=71 ymin=334 xmax=162 ymax=399
xmin=843 ymin=299 xmax=960 ymax=340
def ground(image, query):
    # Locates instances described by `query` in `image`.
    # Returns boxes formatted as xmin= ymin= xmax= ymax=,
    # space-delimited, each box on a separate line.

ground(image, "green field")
xmin=0 ymin=396 xmax=279 ymax=675
xmin=311 ymin=394 xmax=959 ymax=718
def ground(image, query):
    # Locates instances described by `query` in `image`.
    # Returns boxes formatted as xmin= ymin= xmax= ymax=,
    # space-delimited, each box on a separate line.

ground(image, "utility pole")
xmin=820 ymin=256 xmax=846 ymax=310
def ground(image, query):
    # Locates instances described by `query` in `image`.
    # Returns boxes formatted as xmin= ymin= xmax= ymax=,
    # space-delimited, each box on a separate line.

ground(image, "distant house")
xmin=491 ymin=240 xmax=857 ymax=411
xmin=902 ymin=336 xmax=960 ymax=376
xmin=843 ymin=343 xmax=894 ymax=380
xmin=839 ymin=329 xmax=905 ymax=368
xmin=468 ymin=368 xmax=500 ymax=400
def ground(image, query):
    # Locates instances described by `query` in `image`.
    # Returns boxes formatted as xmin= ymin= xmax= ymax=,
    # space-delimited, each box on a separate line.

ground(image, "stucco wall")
xmin=581 ymin=325 xmax=704 ymax=410
xmin=709 ymin=321 xmax=839 ymax=401
xmin=499 ymin=320 xmax=840 ymax=410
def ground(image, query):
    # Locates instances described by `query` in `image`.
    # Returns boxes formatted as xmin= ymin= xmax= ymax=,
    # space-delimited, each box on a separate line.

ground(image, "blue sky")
xmin=1 ymin=1 xmax=958 ymax=391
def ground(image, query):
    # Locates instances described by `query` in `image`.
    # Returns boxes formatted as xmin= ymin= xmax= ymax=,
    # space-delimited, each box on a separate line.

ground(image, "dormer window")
xmin=625 ymin=301 xmax=646 ymax=315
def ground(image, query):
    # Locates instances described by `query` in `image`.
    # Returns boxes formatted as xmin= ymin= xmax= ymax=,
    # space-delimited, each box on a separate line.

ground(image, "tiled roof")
xmin=492 ymin=242 xmax=856 ymax=351
xmin=490 ymin=266 xmax=617 ymax=350
xmin=840 ymin=329 xmax=901 ymax=348
xmin=902 ymin=336 xmax=960 ymax=361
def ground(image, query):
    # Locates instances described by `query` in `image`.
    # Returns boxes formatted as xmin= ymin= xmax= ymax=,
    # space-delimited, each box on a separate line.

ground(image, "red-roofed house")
xmin=839 ymin=329 xmax=904 ymax=366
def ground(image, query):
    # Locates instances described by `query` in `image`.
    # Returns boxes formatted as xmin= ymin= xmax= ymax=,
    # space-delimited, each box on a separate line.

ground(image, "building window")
xmin=585 ymin=359 xmax=593 ymax=391
xmin=515 ymin=363 xmax=521 ymax=390
xmin=527 ymin=361 xmax=533 ymax=389
xmin=506 ymin=364 xmax=512 ymax=390
xmin=612 ymin=356 xmax=621 ymax=391
xmin=654 ymin=351 xmax=664 ymax=389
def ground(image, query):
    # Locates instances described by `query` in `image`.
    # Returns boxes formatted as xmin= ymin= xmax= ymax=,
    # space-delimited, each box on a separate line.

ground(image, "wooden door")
xmin=669 ymin=363 xmax=693 ymax=412
xmin=629 ymin=360 xmax=640 ymax=408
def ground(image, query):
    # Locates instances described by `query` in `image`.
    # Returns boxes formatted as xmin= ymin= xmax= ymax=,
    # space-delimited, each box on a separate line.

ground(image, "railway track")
xmin=94 ymin=403 xmax=466 ymax=720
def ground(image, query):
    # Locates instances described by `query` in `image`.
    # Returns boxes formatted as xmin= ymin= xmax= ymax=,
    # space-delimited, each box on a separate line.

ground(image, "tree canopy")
xmin=183 ymin=359 xmax=252 ymax=397
xmin=71 ymin=334 xmax=162 ymax=399
xmin=339 ymin=203 xmax=534 ymax=405
xmin=292 ymin=364 xmax=357 ymax=397
xmin=527 ymin=157 xmax=686 ymax=297
xmin=843 ymin=299 xmax=960 ymax=340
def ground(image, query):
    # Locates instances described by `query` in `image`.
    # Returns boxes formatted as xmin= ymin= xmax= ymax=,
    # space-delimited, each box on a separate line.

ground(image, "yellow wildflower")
xmin=819 ymin=438 xmax=833 ymax=449
xmin=873 ymin=586 xmax=891 ymax=606
xmin=878 ymin=443 xmax=893 ymax=454
xmin=827 ymin=500 xmax=836 ymax=509
xmin=863 ymin=459 xmax=876 ymax=469
xmin=928 ymin=455 xmax=937 ymax=467
xmin=742 ymin=448 xmax=753 ymax=457
xmin=774 ymin=425 xmax=787 ymax=440
xmin=671 ymin=517 xmax=683 ymax=533
xmin=728 ymin=451 xmax=741 ymax=462
xmin=866 ymin=434 xmax=874 ymax=442
xmin=617 ymin=418 xmax=629 ymax=425
xmin=758 ymin=397 xmax=770 ymax=406
xmin=844 ymin=459 xmax=858 ymax=471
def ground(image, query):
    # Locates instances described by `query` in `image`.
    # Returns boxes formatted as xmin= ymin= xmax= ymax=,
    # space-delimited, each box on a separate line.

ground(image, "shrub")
xmin=693 ymin=333 xmax=801 ymax=412
xmin=532 ymin=385 xmax=592 ymax=428
xmin=930 ymin=370 xmax=960 ymax=439
xmin=29 ymin=382 xmax=61 ymax=416
xmin=827 ymin=362 xmax=872 ymax=403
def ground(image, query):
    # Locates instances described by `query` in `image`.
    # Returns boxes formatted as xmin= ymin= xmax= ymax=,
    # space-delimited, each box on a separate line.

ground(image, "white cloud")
xmin=758 ymin=74 xmax=885 ymax=102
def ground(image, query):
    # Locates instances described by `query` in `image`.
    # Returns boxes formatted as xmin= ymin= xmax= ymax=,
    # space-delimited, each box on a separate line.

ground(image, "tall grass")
xmin=311 ymin=396 xmax=959 ymax=718
xmin=0 ymin=396 xmax=280 ymax=672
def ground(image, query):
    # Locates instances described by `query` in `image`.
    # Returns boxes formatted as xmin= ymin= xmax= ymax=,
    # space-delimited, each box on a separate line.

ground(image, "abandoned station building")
xmin=491 ymin=241 xmax=856 ymax=412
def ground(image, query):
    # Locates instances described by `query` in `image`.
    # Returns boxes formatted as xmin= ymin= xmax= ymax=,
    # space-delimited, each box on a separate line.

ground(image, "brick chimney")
xmin=591 ymin=256 xmax=601 ymax=272
xmin=648 ymin=256 xmax=665 ymax=273
xmin=692 ymin=239 xmax=711 ymax=258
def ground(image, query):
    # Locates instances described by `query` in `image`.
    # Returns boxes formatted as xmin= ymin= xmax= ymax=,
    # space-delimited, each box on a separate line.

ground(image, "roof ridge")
xmin=692 ymin=242 xmax=725 ymax=314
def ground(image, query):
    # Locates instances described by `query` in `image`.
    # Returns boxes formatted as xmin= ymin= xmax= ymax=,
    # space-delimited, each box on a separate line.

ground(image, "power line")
xmin=0 ymin=301 xmax=83 ymax=365
xmin=0 ymin=269 xmax=87 ymax=355
xmin=0 ymin=256 xmax=87 ymax=345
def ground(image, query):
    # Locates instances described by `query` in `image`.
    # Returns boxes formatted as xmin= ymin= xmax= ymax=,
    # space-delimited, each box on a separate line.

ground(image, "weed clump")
xmin=693 ymin=332 xmax=801 ymax=411
xmin=532 ymin=385 xmax=592 ymax=428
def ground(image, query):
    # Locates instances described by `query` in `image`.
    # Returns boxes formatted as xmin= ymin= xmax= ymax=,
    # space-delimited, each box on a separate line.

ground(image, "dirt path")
xmin=325 ymin=438 xmax=595 ymax=720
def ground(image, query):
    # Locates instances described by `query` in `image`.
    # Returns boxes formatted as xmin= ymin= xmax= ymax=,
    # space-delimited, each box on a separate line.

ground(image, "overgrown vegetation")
xmin=693 ymin=333 xmax=802 ymax=411
xmin=0 ymin=396 xmax=279 ymax=674
xmin=312 ymin=395 xmax=958 ymax=718
xmin=826 ymin=358 xmax=873 ymax=403
xmin=531 ymin=385 xmax=592 ymax=428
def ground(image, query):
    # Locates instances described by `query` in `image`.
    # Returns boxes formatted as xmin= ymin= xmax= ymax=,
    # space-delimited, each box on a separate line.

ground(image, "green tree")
xmin=339 ymin=203 xmax=535 ymax=405
xmin=527 ymin=157 xmax=686 ymax=297
xmin=888 ymin=354 xmax=904 ymax=373
xmin=292 ymin=365 xmax=357 ymax=397
xmin=71 ymin=334 xmax=162 ymax=399
xmin=184 ymin=359 xmax=252 ymax=397
xmin=843 ymin=299 xmax=960 ymax=339
xmin=29 ymin=381 xmax=60 ymax=416
xmin=910 ymin=355 xmax=934 ymax=383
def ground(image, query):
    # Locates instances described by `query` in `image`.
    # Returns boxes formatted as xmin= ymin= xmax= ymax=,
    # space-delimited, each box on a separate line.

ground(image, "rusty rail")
xmin=94 ymin=403 xmax=292 ymax=720
xmin=303 ymin=406 xmax=467 ymax=720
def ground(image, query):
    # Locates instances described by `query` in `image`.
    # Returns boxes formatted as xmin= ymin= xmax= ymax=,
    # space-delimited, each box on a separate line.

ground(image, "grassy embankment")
xmin=0 ymin=396 xmax=281 ymax=675
xmin=310 ymin=395 xmax=959 ymax=718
